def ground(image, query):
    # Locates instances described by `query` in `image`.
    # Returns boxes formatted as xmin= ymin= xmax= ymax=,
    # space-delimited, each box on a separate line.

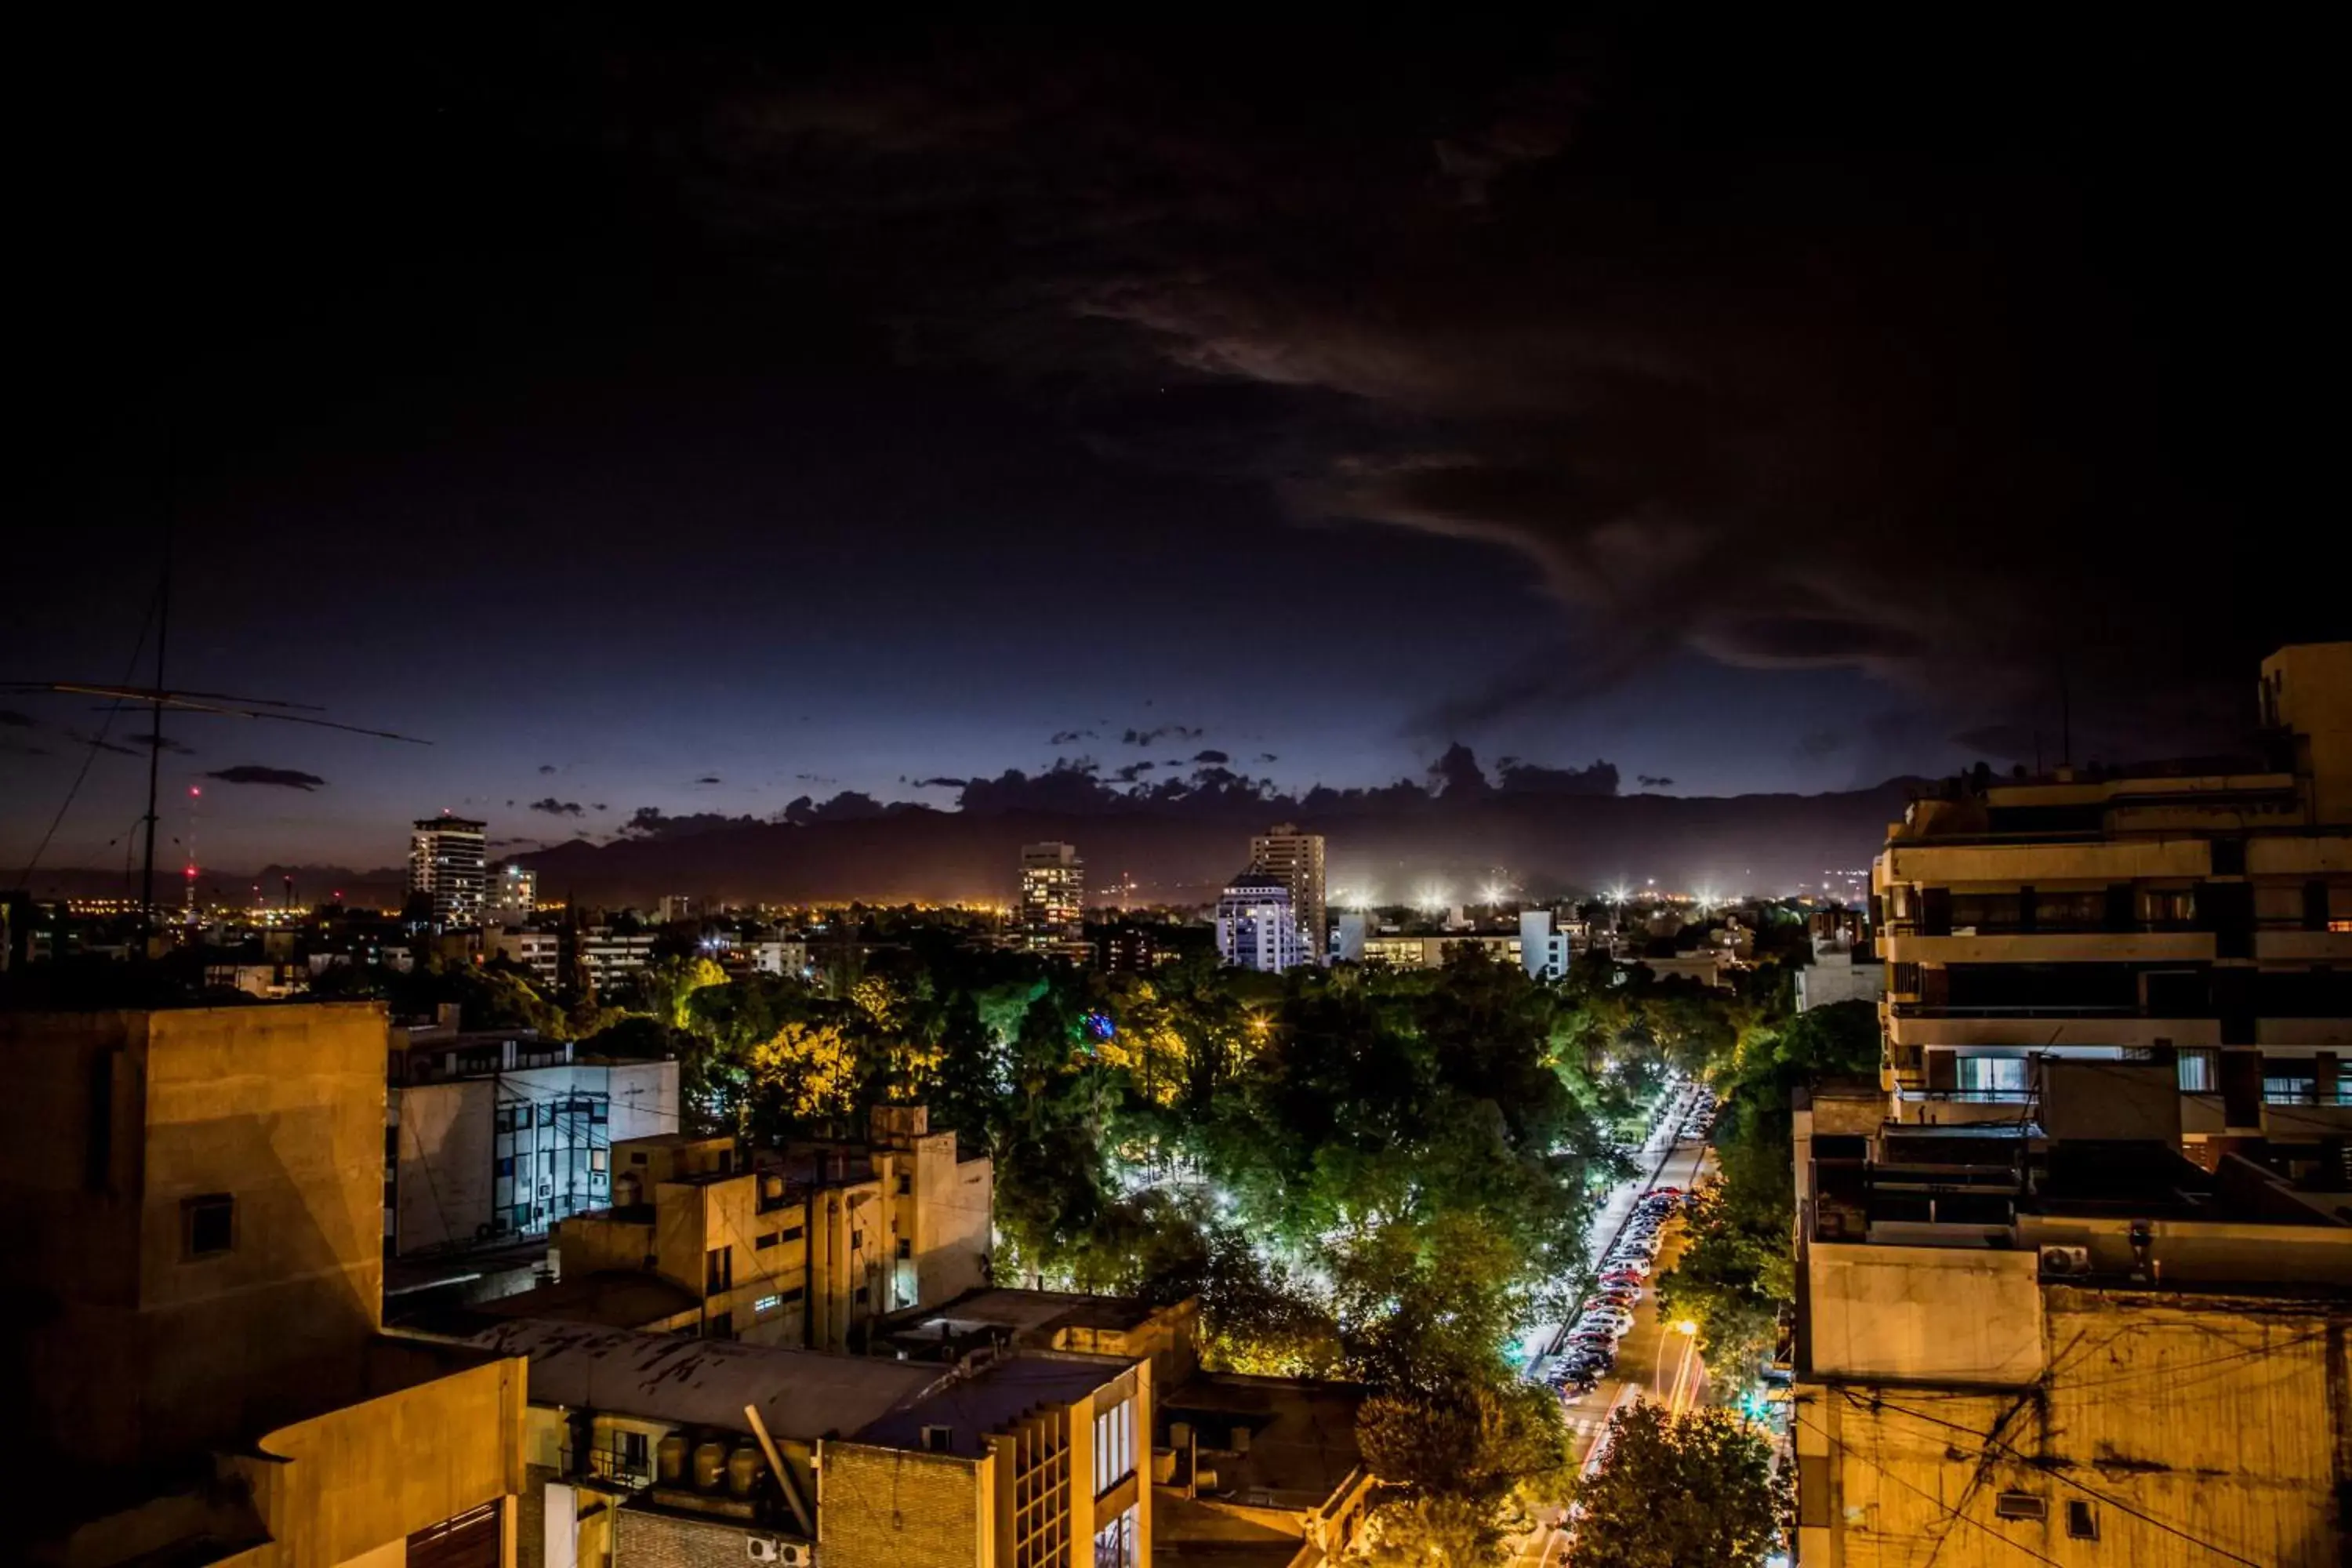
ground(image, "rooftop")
xmin=468 ymin=1319 xmax=942 ymax=1441
xmin=472 ymin=1269 xmax=700 ymax=1330
xmin=851 ymin=1351 xmax=1132 ymax=1459
xmin=873 ymin=1287 xmax=1164 ymax=1358
xmin=1157 ymin=1373 xmax=1367 ymax=1508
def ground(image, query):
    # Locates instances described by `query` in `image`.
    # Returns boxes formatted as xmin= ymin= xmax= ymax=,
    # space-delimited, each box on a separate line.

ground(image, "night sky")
xmin=5 ymin=16 xmax=2339 ymax=876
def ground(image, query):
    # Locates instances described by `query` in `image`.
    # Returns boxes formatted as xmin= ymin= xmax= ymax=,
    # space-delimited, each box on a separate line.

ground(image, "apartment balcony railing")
xmin=561 ymin=1443 xmax=655 ymax=1490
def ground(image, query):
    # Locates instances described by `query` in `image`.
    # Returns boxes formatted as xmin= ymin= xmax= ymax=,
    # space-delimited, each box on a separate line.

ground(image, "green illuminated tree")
xmin=1573 ymin=1403 xmax=1788 ymax=1568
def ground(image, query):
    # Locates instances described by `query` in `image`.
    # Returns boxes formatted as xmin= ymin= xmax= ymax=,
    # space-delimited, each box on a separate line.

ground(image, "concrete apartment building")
xmin=1217 ymin=872 xmax=1304 ymax=971
xmin=1873 ymin=642 xmax=2352 ymax=1165
xmin=485 ymin=925 xmax=562 ymax=987
xmin=414 ymin=814 xmax=491 ymax=927
xmin=2 ymin=1002 xmax=527 ymax=1566
xmin=472 ymin=1316 xmax=1152 ymax=1568
xmin=487 ymin=1105 xmax=991 ymax=1352
xmin=1795 ymin=935 xmax=1883 ymax=1012
xmin=1249 ymin=823 xmax=1327 ymax=964
xmin=1359 ymin=931 xmax=1520 ymax=970
xmin=579 ymin=926 xmax=659 ymax=992
xmin=388 ymin=1022 xmax=680 ymax=1253
xmin=1790 ymin=1069 xmax=2352 ymax=1565
xmin=490 ymin=862 xmax=539 ymax=926
xmin=1518 ymin=908 xmax=1588 ymax=980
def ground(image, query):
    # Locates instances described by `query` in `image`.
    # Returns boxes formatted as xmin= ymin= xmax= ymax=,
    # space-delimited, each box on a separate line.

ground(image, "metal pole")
xmin=140 ymin=538 xmax=172 ymax=950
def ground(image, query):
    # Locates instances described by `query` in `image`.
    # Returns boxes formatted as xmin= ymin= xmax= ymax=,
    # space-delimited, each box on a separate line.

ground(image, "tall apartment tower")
xmin=1018 ymin=842 xmax=1086 ymax=943
xmin=1874 ymin=641 xmax=2350 ymax=1156
xmin=488 ymin=861 xmax=538 ymax=925
xmin=1250 ymin=823 xmax=1327 ymax=964
xmin=410 ymin=815 xmax=488 ymax=927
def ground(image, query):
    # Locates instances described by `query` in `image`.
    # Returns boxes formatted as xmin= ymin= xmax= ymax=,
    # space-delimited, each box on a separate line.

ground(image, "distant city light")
xmin=1479 ymin=880 xmax=1508 ymax=905
xmin=1414 ymin=884 xmax=1451 ymax=914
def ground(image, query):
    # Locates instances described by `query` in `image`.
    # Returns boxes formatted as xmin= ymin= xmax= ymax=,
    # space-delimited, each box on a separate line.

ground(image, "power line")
xmin=1791 ymin=1409 xmax=2067 ymax=1568
xmin=1838 ymin=1388 xmax=2267 ymax=1566
xmin=11 ymin=584 xmax=158 ymax=887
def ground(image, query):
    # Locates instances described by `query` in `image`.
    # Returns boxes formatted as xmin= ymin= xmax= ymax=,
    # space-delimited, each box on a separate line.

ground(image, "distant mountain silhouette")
xmin=516 ymin=779 xmax=1926 ymax=907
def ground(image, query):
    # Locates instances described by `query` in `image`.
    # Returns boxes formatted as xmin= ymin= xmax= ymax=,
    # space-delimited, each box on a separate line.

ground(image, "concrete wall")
xmin=909 ymin=1137 xmax=993 ymax=1310
xmin=1805 ymin=1243 xmax=2045 ymax=1385
xmin=2 ymin=1004 xmax=395 ymax=1468
xmin=1800 ymin=1290 xmax=2348 ymax=1566
xmin=222 ymin=1345 xmax=526 ymax=1568
xmin=818 ymin=1446 xmax=991 ymax=1568
xmin=397 ymin=1078 xmax=495 ymax=1253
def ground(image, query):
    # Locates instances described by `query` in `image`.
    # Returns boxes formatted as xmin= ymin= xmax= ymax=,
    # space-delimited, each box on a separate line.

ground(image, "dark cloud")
xmin=1637 ymin=775 xmax=1675 ymax=789
xmin=1123 ymin=725 xmax=1203 ymax=746
xmin=128 ymin=731 xmax=197 ymax=756
xmin=1112 ymin=761 xmax=1155 ymax=782
xmin=620 ymin=807 xmax=762 ymax=840
xmin=693 ymin=775 xmax=723 ymax=786
xmin=205 ymin=764 xmax=327 ymax=791
xmin=1191 ymin=749 xmax=1229 ymax=766
xmin=528 ymin=797 xmax=586 ymax=816
xmin=699 ymin=19 xmax=2335 ymax=757
xmin=1257 ymin=753 xmax=1279 ymax=764
xmin=538 ymin=764 xmax=559 ymax=775
xmin=1496 ymin=757 xmax=1619 ymax=797
xmin=1049 ymin=729 xmax=1094 ymax=745
xmin=782 ymin=790 xmax=893 ymax=826
xmin=64 ymin=728 xmax=142 ymax=757
xmin=910 ymin=776 xmax=969 ymax=789
xmin=593 ymin=803 xmax=608 ymax=811
xmin=1795 ymin=730 xmax=1850 ymax=762
xmin=1 ymin=739 xmax=50 ymax=757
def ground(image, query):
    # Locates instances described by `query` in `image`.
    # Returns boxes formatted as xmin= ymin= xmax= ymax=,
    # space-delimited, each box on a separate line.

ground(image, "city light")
xmin=1414 ymin=884 xmax=1451 ymax=914
xmin=1479 ymin=880 xmax=1508 ymax=906
xmin=1675 ymin=1319 xmax=1698 ymax=1338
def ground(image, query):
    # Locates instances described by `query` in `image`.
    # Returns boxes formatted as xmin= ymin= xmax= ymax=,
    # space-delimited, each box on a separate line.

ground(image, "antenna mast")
xmin=140 ymin=528 xmax=172 ymax=949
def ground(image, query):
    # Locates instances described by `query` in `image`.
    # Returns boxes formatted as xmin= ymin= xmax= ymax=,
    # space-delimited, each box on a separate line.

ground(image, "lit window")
xmin=755 ymin=1294 xmax=783 ymax=1316
xmin=2177 ymin=1049 xmax=2219 ymax=1094
xmin=1093 ymin=1506 xmax=1137 ymax=1568
xmin=1093 ymin=1398 xmax=1134 ymax=1496
xmin=183 ymin=1193 xmax=235 ymax=1259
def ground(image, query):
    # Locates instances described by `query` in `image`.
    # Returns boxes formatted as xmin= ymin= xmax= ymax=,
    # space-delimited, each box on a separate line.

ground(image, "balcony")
xmin=1881 ymin=931 xmax=2216 ymax=965
xmin=1886 ymin=1011 xmax=2219 ymax=1050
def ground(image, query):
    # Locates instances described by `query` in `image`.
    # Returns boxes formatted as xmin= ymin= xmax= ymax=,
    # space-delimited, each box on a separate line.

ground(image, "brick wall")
xmin=819 ymin=1446 xmax=985 ymax=1568
xmin=615 ymin=1505 xmax=801 ymax=1568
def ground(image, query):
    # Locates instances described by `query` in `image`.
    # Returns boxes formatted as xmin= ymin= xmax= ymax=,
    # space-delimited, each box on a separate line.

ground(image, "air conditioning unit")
xmin=2038 ymin=1245 xmax=2091 ymax=1277
xmin=744 ymin=1541 xmax=810 ymax=1566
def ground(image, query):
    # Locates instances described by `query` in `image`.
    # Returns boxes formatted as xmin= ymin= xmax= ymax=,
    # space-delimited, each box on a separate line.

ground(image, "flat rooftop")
xmin=1157 ymin=1374 xmax=1367 ymax=1506
xmin=469 ymin=1319 xmax=942 ymax=1441
xmin=472 ymin=1269 xmax=699 ymax=1330
xmin=880 ymin=1287 xmax=1163 ymax=1343
xmin=851 ymin=1352 xmax=1130 ymax=1459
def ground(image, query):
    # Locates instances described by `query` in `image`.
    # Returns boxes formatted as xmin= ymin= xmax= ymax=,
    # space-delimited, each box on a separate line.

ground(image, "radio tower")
xmin=183 ymin=784 xmax=201 ymax=924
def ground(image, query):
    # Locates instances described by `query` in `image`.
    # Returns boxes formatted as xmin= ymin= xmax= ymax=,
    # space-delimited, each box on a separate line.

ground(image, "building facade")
xmin=2 ymin=1003 xmax=526 ymax=1565
xmin=388 ymin=1029 xmax=681 ymax=1253
xmin=1519 ymin=909 xmax=1588 ymax=980
xmin=412 ymin=814 xmax=490 ymax=927
xmin=1360 ymin=931 xmax=1522 ymax=970
xmin=1250 ymin=823 xmax=1327 ymax=965
xmin=1795 ymin=936 xmax=1883 ymax=1012
xmin=1791 ymin=1082 xmax=2352 ymax=1566
xmin=581 ymin=926 xmax=660 ymax=992
xmin=479 ymin=1318 xmax=1149 ymax=1568
xmin=495 ymin=1107 xmax=992 ymax=1353
xmin=490 ymin=861 xmax=539 ymax=925
xmin=485 ymin=925 xmax=562 ymax=987
xmin=1217 ymin=872 xmax=1303 ymax=971
xmin=1873 ymin=642 xmax=2352 ymax=1161
xmin=1018 ymin=841 xmax=1086 ymax=947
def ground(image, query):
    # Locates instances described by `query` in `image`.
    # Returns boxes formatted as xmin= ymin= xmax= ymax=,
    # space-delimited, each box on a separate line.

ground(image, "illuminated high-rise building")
xmin=488 ymin=861 xmax=538 ymax=925
xmin=1217 ymin=873 xmax=1302 ymax=972
xmin=409 ymin=814 xmax=488 ymax=928
xmin=1018 ymin=841 xmax=1085 ymax=946
xmin=1249 ymin=823 xmax=1327 ymax=964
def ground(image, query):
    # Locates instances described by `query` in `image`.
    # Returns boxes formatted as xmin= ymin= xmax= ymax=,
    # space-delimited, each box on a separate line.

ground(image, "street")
xmin=1511 ymin=1091 xmax=1720 ymax=1566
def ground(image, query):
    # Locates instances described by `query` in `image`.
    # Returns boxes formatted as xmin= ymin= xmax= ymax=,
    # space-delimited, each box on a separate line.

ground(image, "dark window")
xmin=779 ymin=1225 xmax=804 ymax=1243
xmin=621 ymin=1430 xmax=649 ymax=1471
xmin=855 ymin=1284 xmax=869 ymax=1305
xmin=897 ymin=1173 xmax=913 ymax=1195
xmin=2307 ymin=880 xmax=2332 ymax=931
xmin=2211 ymin=838 xmax=2246 ymax=876
xmin=777 ymin=1285 xmax=805 ymax=1305
xmin=495 ymin=1156 xmax=515 ymax=1178
xmin=756 ymin=1231 xmax=780 ymax=1250
xmin=183 ymin=1194 xmax=235 ymax=1258
xmin=898 ymin=1237 xmax=913 ymax=1261
xmin=2066 ymin=1501 xmax=2098 ymax=1540
xmin=706 ymin=1247 xmax=733 ymax=1294
xmin=630 ymin=1151 xmax=648 ymax=1165
xmin=86 ymin=1051 xmax=116 ymax=1193
xmin=706 ymin=1312 xmax=733 ymax=1340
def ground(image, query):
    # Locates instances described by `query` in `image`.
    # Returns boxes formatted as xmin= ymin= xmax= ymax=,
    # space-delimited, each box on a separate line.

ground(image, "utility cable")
xmin=12 ymin=583 xmax=159 ymax=887
xmin=1791 ymin=1408 xmax=2067 ymax=1568
xmin=1838 ymin=1388 xmax=2267 ymax=1566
